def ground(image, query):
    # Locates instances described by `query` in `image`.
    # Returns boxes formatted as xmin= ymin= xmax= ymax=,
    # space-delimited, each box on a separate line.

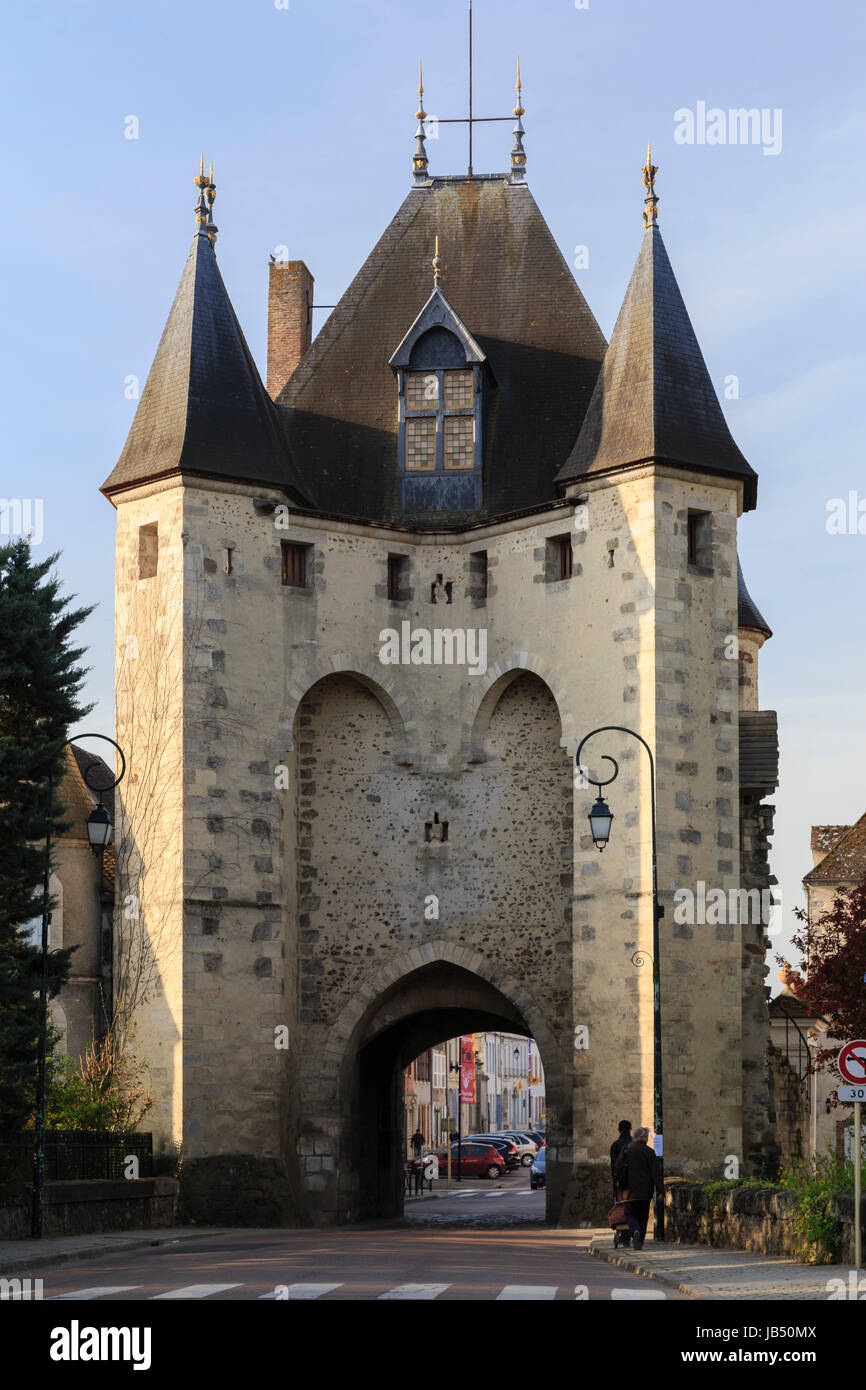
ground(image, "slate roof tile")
xmin=278 ymin=176 xmax=607 ymax=523
xmin=102 ymin=231 xmax=312 ymax=505
xmin=556 ymin=224 xmax=758 ymax=508
xmin=737 ymin=559 xmax=772 ymax=637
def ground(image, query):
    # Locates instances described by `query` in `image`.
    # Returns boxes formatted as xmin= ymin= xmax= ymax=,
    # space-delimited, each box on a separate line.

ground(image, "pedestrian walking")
xmin=609 ymin=1119 xmax=632 ymax=1202
xmin=613 ymin=1126 xmax=661 ymax=1250
xmin=411 ymin=1127 xmax=424 ymax=1157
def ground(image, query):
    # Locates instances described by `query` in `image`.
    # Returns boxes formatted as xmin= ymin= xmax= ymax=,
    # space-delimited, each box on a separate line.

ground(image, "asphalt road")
xmin=22 ymin=1169 xmax=685 ymax=1303
xmin=29 ymin=1225 xmax=687 ymax=1301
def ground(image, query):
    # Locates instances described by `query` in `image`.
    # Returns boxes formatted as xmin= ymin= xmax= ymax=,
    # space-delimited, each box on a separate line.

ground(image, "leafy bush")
xmin=44 ymin=1028 xmax=152 ymax=1133
xmin=777 ymin=1149 xmax=862 ymax=1263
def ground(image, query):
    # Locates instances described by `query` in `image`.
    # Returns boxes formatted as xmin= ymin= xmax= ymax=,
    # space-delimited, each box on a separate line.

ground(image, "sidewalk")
xmin=0 ymin=1227 xmax=226 ymax=1277
xmin=579 ymin=1229 xmax=853 ymax=1300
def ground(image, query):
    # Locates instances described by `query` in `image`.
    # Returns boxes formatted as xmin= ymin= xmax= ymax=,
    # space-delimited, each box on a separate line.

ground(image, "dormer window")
xmin=404 ymin=368 xmax=476 ymax=472
xmin=390 ymin=282 xmax=489 ymax=515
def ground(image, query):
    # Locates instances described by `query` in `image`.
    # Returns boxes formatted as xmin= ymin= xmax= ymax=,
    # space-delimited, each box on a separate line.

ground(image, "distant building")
xmin=38 ymin=747 xmax=115 ymax=1060
xmin=769 ymin=818 xmax=866 ymax=1164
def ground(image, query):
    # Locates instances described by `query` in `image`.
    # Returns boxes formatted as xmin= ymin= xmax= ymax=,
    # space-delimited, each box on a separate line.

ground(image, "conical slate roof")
xmin=101 ymin=228 xmax=312 ymax=505
xmin=279 ymin=176 xmax=607 ymax=523
xmin=556 ymin=224 xmax=757 ymax=509
xmin=737 ymin=559 xmax=772 ymax=637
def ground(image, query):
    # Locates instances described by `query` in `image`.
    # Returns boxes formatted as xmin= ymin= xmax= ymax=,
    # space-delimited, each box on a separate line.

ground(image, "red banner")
xmin=459 ymin=1035 xmax=476 ymax=1103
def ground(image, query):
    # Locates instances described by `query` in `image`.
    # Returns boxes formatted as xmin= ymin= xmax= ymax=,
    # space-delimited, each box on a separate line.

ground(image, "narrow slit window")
xmin=138 ymin=522 xmax=158 ymax=580
xmin=469 ymin=549 xmax=488 ymax=601
xmin=687 ymin=511 xmax=712 ymax=569
xmin=387 ymin=554 xmax=409 ymax=601
xmin=281 ymin=541 xmax=309 ymax=588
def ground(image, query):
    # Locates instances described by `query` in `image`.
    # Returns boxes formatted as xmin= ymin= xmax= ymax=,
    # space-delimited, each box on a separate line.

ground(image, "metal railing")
xmin=1 ymin=1131 xmax=153 ymax=1182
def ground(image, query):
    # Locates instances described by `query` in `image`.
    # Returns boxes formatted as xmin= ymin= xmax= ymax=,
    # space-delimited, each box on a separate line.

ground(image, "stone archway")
xmin=310 ymin=952 xmax=570 ymax=1224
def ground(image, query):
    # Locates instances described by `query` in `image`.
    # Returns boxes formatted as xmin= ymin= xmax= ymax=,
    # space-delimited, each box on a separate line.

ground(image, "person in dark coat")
xmin=613 ymin=1126 xmax=661 ymax=1249
xmin=411 ymin=1128 xmax=424 ymax=1157
xmin=609 ymin=1120 xmax=632 ymax=1200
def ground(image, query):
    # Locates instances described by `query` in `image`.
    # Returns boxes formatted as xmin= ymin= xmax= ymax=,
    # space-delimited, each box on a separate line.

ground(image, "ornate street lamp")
xmin=32 ymin=733 xmax=126 ymax=1239
xmin=575 ymin=725 xmax=665 ymax=1242
xmin=587 ymin=794 xmax=614 ymax=850
xmin=85 ymin=801 xmax=113 ymax=853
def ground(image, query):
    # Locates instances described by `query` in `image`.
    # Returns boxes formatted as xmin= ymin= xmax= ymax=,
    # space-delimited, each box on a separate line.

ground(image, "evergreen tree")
xmin=0 ymin=539 xmax=93 ymax=1147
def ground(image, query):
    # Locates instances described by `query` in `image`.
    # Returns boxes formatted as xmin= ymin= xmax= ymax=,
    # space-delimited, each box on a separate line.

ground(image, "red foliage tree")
xmin=780 ymin=877 xmax=866 ymax=1082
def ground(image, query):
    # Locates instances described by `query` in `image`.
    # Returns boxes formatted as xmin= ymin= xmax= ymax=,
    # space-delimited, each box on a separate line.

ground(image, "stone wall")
xmin=0 ymin=1178 xmax=177 ymax=1240
xmin=740 ymin=795 xmax=778 ymax=1174
xmin=665 ymin=1180 xmax=866 ymax=1266
xmin=110 ymin=458 xmax=777 ymax=1225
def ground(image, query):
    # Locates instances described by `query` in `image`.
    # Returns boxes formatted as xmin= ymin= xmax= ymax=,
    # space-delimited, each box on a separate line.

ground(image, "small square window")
xmin=138 ymin=522 xmax=158 ymax=579
xmin=406 ymin=372 xmax=438 ymax=411
xmin=406 ymin=417 xmax=436 ymax=470
xmin=281 ymin=541 xmax=309 ymax=588
xmin=546 ymin=534 xmax=573 ymax=582
xmin=444 ymin=370 xmax=473 ymax=409
xmin=444 ymin=415 xmax=474 ymax=469
xmin=687 ymin=511 xmax=712 ymax=570
xmin=387 ymin=553 xmax=410 ymax=601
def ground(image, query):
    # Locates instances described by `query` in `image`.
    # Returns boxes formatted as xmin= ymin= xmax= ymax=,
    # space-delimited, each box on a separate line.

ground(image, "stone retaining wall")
xmin=0 ymin=1177 xmax=178 ymax=1240
xmin=665 ymin=1180 xmax=865 ymax=1265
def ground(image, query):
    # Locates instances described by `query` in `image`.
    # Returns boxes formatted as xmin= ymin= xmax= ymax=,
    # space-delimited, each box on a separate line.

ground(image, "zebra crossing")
xmin=451 ymin=1189 xmax=537 ymax=1198
xmin=46 ymin=1280 xmax=664 ymax=1302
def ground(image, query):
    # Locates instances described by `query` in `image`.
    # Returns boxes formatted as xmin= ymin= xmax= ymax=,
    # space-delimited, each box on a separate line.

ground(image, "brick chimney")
xmin=267 ymin=259 xmax=314 ymax=400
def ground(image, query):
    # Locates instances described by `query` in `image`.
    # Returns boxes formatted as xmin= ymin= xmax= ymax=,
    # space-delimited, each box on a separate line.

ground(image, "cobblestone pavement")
xmin=582 ymin=1230 xmax=855 ymax=1300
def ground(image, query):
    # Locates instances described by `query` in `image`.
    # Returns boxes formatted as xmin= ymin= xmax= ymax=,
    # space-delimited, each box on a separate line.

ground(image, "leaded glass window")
xmin=444 ymin=415 xmax=474 ymax=469
xmin=406 ymin=417 xmax=436 ymax=470
xmin=444 ymin=370 xmax=473 ymax=410
xmin=406 ymin=372 xmax=439 ymax=411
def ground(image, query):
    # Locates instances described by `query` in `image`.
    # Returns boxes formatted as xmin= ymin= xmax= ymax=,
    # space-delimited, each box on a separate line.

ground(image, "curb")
xmin=0 ymin=1228 xmax=227 ymax=1277
xmin=587 ymin=1239 xmax=704 ymax=1300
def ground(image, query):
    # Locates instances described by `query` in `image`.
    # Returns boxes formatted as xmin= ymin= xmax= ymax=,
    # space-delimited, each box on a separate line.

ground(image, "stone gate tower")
xmin=101 ymin=129 xmax=779 ymax=1224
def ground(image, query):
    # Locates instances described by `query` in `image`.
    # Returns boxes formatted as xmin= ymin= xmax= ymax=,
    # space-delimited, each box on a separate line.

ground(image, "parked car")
xmin=530 ymin=1146 xmax=546 ymax=1190
xmin=433 ymin=1142 xmax=505 ymax=1180
xmin=525 ymin=1129 xmax=546 ymax=1149
xmin=464 ymin=1135 xmax=521 ymax=1170
xmin=494 ymin=1132 xmax=538 ymax=1165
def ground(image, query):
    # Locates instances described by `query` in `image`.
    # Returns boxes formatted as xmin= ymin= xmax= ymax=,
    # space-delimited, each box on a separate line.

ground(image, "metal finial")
xmin=642 ymin=141 xmax=659 ymax=229
xmin=432 ymin=234 xmax=442 ymax=288
xmin=205 ymin=161 xmax=218 ymax=244
xmin=413 ymin=60 xmax=429 ymax=184
xmin=510 ymin=58 xmax=526 ymax=184
xmin=194 ymin=155 xmax=218 ymax=243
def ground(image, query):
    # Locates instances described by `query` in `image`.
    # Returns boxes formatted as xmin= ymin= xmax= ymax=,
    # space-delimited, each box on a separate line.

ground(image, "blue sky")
xmin=2 ymin=0 xmax=864 ymax=968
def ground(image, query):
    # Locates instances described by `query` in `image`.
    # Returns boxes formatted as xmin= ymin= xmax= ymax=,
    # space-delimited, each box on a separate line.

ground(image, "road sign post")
xmin=856 ymin=1101 xmax=862 ymax=1272
xmin=837 ymin=1041 xmax=866 ymax=1270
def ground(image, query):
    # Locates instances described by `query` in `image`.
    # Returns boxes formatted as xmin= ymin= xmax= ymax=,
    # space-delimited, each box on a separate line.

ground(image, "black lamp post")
xmin=448 ymin=1058 xmax=462 ymax=1181
xmin=32 ymin=733 xmax=126 ymax=1239
xmin=575 ymin=725 xmax=665 ymax=1243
